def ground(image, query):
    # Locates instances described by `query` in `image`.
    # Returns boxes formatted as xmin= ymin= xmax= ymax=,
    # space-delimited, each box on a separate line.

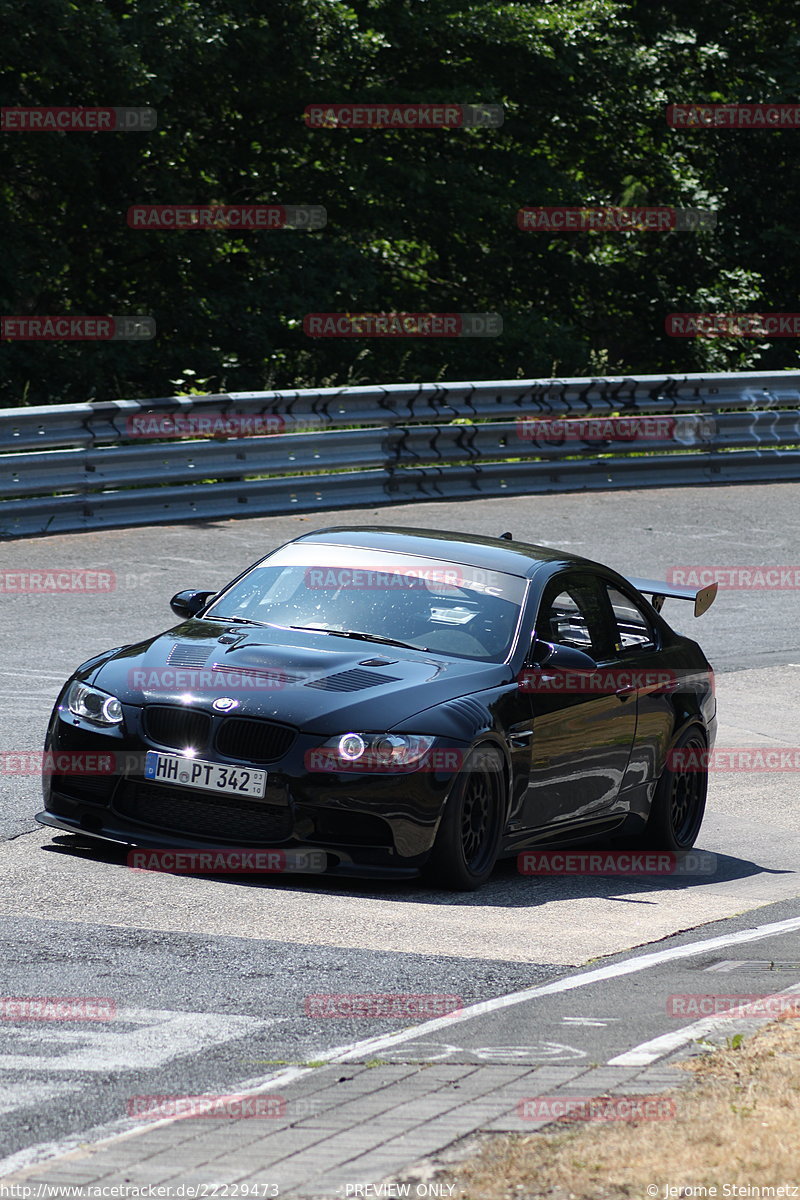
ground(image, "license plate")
xmin=144 ymin=751 xmax=267 ymax=798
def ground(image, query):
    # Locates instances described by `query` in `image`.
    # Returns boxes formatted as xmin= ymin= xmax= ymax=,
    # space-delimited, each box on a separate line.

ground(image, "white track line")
xmin=2 ymin=912 xmax=800 ymax=1179
xmin=608 ymin=980 xmax=800 ymax=1066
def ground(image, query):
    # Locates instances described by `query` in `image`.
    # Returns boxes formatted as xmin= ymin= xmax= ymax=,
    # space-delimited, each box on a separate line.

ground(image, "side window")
xmin=543 ymin=590 xmax=593 ymax=649
xmin=535 ymin=576 xmax=611 ymax=657
xmin=606 ymin=586 xmax=657 ymax=652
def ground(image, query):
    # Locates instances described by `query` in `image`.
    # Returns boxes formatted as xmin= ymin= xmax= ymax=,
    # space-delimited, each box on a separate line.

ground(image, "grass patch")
xmin=436 ymin=1014 xmax=800 ymax=1199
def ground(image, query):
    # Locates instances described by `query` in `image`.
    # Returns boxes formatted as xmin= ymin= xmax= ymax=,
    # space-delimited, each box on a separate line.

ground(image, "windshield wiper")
xmin=203 ymin=615 xmax=265 ymax=627
xmin=289 ymin=626 xmax=429 ymax=652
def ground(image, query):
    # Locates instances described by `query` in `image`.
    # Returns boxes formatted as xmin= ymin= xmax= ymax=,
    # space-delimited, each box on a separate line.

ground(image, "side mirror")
xmin=170 ymin=589 xmax=217 ymax=619
xmin=529 ymin=639 xmax=597 ymax=671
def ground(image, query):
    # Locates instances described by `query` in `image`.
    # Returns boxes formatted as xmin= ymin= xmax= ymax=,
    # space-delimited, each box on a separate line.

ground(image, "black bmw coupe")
xmin=38 ymin=526 xmax=717 ymax=889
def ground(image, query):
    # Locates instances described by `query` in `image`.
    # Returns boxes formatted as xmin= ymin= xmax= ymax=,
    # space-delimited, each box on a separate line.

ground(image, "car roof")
xmin=292 ymin=525 xmax=599 ymax=579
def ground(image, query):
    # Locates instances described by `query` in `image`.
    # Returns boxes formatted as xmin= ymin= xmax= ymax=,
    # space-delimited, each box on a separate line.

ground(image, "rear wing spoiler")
xmin=627 ymin=576 xmax=718 ymax=618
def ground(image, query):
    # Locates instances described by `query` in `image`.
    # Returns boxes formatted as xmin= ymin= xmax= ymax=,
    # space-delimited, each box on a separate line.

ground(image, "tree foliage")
xmin=2 ymin=0 xmax=799 ymax=405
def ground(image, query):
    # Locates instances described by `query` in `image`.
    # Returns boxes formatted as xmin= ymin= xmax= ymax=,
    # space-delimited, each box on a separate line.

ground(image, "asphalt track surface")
xmin=0 ymin=481 xmax=798 ymax=1181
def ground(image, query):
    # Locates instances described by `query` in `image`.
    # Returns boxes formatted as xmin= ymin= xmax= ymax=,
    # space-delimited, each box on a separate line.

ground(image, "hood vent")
xmin=167 ymin=643 xmax=212 ymax=669
xmin=305 ymin=668 xmax=401 ymax=693
xmin=211 ymin=663 xmax=304 ymax=686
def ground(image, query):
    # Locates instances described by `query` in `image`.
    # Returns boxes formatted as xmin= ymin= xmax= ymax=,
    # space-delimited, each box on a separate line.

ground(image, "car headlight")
xmin=66 ymin=681 xmax=123 ymax=726
xmin=325 ymin=733 xmax=436 ymax=769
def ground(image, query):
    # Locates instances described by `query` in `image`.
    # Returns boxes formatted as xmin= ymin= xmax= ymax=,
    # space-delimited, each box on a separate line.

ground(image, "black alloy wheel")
xmin=641 ymin=727 xmax=708 ymax=851
xmin=427 ymin=745 xmax=505 ymax=891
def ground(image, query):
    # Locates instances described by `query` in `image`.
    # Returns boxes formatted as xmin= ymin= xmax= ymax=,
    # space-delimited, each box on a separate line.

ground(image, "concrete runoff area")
xmin=0 ymin=664 xmax=797 ymax=967
xmin=0 ymin=481 xmax=797 ymax=1193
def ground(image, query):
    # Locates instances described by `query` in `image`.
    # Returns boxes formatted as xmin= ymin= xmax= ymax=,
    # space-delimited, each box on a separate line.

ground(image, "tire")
xmin=640 ymin=727 xmax=708 ymax=851
xmin=426 ymin=746 xmax=505 ymax=890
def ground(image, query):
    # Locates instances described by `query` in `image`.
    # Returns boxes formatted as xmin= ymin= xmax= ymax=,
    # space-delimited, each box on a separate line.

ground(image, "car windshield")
xmin=205 ymin=543 xmax=528 ymax=662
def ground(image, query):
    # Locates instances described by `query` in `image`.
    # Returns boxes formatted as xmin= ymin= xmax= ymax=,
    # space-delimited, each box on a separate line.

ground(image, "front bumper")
xmin=34 ymin=810 xmax=424 ymax=879
xmin=39 ymin=702 xmax=466 ymax=878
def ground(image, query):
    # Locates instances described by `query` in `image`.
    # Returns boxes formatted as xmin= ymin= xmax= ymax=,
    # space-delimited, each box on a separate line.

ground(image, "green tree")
xmin=1 ymin=0 xmax=798 ymax=407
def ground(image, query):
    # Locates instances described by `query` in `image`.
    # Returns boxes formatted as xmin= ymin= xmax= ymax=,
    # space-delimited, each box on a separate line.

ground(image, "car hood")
xmin=88 ymin=620 xmax=511 ymax=732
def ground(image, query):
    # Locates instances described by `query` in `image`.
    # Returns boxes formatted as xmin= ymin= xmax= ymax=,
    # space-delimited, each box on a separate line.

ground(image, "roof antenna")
xmin=500 ymin=531 xmax=513 ymax=540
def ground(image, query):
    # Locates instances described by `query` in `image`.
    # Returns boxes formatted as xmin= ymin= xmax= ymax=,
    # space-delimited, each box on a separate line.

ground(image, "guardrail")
xmin=1 ymin=371 xmax=799 ymax=537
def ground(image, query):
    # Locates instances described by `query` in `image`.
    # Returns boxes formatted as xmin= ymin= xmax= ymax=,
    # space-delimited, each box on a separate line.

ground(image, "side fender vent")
xmin=442 ymin=697 xmax=492 ymax=735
